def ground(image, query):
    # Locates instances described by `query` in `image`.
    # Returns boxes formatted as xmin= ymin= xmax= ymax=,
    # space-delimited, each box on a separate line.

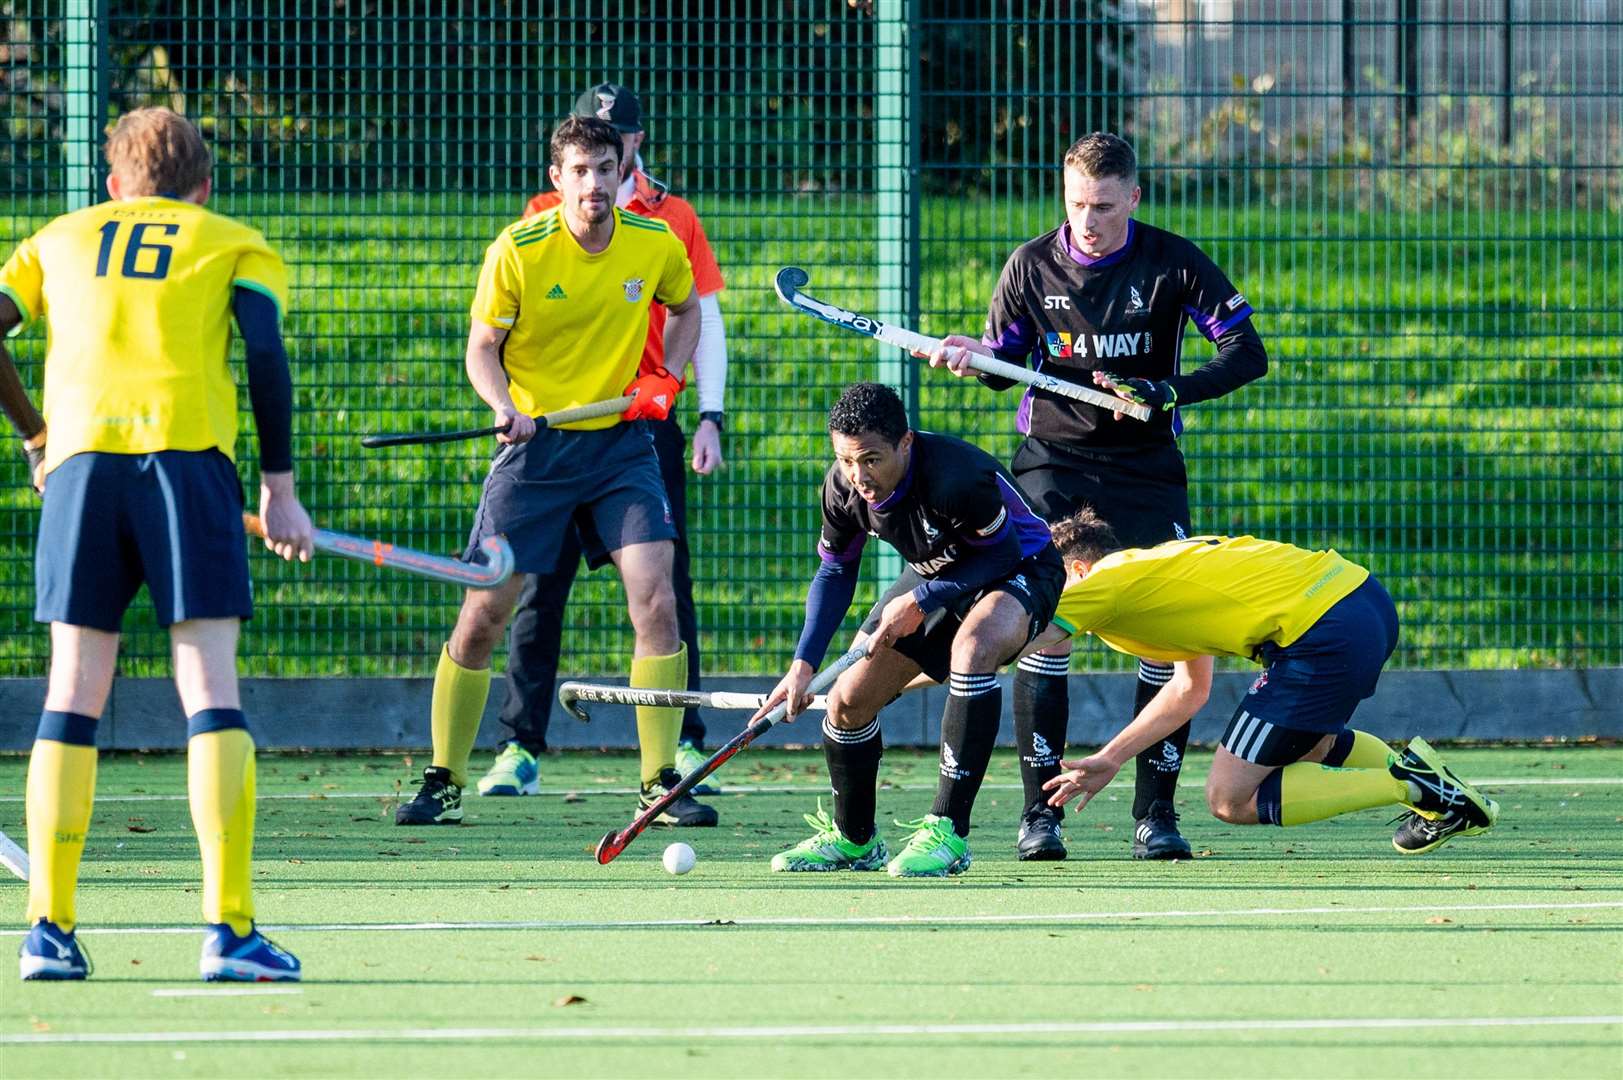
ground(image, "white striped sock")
xmin=1018 ymin=654 xmax=1070 ymax=676
xmin=822 ymin=716 xmax=880 ymax=744
xmin=1137 ymin=660 xmax=1174 ymax=685
xmin=949 ymin=672 xmax=999 ymax=698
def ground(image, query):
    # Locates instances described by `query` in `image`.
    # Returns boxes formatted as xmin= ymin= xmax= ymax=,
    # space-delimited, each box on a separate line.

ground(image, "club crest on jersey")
xmin=1044 ymin=331 xmax=1073 ymax=358
xmin=1227 ymin=291 xmax=1247 ymax=311
xmin=622 ymin=277 xmax=645 ymax=302
xmin=1248 ymin=670 xmax=1269 ymax=695
xmin=1126 ymin=285 xmax=1145 ymax=313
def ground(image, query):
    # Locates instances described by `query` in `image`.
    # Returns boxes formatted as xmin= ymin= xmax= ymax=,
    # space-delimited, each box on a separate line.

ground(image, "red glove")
xmin=622 ymin=366 xmax=683 ymax=422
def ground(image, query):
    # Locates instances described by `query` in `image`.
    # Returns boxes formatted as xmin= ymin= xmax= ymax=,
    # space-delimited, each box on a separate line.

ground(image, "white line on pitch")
xmin=0 ymin=900 xmax=1616 ymax=938
xmin=4 ymin=1014 xmax=1619 ymax=1046
xmin=150 ymin=987 xmax=303 ymax=998
xmin=0 ymin=777 xmax=1615 ymax=804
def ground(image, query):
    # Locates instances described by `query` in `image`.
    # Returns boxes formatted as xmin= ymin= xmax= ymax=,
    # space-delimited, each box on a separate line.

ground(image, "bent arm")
xmin=464 ymin=322 xmax=516 ymax=414
xmin=1091 ymin=656 xmax=1214 ymax=765
xmin=0 ymin=296 xmax=44 ymax=442
xmin=232 ymin=287 xmax=293 ymax=473
xmin=661 ymin=285 xmax=700 ymax=382
xmin=1168 ymin=320 xmax=1267 ymax=406
xmin=792 ymin=555 xmax=862 ymax=670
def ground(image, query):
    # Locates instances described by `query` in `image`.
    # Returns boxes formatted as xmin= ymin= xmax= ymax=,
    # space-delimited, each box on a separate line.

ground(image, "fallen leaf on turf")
xmin=1132 ymin=984 xmax=1154 ymax=992
xmin=553 ymin=995 xmax=587 ymax=1007
xmin=131 ymin=959 xmax=141 ymax=965
xmin=526 ymin=955 xmax=546 ymax=961
xmin=1426 ymin=916 xmax=1452 ymax=924
xmin=403 ymin=838 xmax=425 ymax=844
xmin=287 ymin=858 xmax=304 ymax=865
xmin=127 ymin=824 xmax=157 ymax=833
xmin=377 ymin=850 xmax=401 ymax=856
xmin=563 ymin=792 xmax=584 ymax=803
xmin=30 ymin=1019 xmax=49 ymax=1032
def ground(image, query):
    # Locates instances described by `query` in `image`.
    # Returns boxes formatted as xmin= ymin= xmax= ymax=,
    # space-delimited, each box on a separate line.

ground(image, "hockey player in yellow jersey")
xmin=1032 ymin=508 xmax=1497 ymax=855
xmin=0 ymin=107 xmax=313 ymax=981
xmin=393 ymin=115 xmax=714 ymax=828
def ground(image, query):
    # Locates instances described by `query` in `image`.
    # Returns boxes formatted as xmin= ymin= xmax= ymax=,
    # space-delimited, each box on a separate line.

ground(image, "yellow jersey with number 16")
xmin=0 ymin=195 xmax=289 ymax=476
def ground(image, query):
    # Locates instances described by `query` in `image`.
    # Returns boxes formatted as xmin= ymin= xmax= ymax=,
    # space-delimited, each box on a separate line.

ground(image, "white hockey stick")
xmin=0 ymin=829 xmax=28 ymax=882
xmin=774 ymin=266 xmax=1153 ymax=422
xmin=557 ymin=682 xmax=829 ymax=724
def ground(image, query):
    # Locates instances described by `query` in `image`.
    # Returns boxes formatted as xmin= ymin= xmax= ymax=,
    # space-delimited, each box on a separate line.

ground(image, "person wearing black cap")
xmin=474 ymin=83 xmax=730 ymax=807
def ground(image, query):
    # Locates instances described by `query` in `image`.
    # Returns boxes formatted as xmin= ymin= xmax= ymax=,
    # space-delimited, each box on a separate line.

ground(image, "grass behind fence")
xmin=0 ymin=196 xmax=1617 ymax=677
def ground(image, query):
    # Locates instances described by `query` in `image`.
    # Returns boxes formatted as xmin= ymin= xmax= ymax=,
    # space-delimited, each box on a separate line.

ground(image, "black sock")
xmin=823 ymin=716 xmax=882 ymax=845
xmin=931 ymin=672 xmax=1002 ymax=837
xmin=1131 ymin=661 xmax=1190 ymax=820
xmin=1014 ymin=654 xmax=1069 ymax=817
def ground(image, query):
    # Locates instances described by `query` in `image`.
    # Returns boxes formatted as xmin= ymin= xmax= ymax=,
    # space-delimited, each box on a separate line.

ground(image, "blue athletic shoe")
xmin=200 ymin=923 xmax=301 ymax=982
xmin=19 ymin=919 xmax=90 ymax=981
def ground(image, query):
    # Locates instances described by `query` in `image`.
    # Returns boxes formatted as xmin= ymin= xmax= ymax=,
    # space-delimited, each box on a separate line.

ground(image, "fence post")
xmin=875 ymin=0 xmax=920 ymax=585
xmin=62 ymin=0 xmax=108 ymax=211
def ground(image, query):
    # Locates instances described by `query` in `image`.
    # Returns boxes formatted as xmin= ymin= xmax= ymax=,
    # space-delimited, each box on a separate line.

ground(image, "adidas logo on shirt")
xmin=546 ymin=284 xmax=567 ymax=300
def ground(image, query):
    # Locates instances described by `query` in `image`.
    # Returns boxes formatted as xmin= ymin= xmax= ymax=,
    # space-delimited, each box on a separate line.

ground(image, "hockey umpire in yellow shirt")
xmin=394 ymin=115 xmax=716 ymax=827
xmin=0 ymin=107 xmax=314 ymax=980
xmin=1032 ymin=508 xmax=1498 ymax=855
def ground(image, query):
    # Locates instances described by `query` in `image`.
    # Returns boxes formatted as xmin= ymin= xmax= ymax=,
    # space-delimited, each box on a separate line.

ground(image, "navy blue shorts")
xmin=860 ymin=547 xmax=1067 ymax=684
xmin=1220 ymin=576 xmax=1400 ymax=765
xmin=466 ymin=422 xmax=677 ymax=575
xmin=35 ymin=450 xmax=252 ymax=632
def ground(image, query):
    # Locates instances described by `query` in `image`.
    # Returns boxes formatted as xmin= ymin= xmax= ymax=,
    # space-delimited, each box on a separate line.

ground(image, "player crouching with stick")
xmin=0 ymin=108 xmax=314 ymax=980
xmin=755 ymin=383 xmax=1063 ymax=877
xmin=394 ymin=116 xmax=717 ymax=828
xmin=1035 ymin=509 xmax=1498 ymax=854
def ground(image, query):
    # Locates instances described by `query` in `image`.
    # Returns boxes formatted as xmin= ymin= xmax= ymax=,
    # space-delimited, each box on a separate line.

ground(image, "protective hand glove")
xmin=622 ymin=366 xmax=683 ymax=422
xmin=1097 ymin=372 xmax=1178 ymax=412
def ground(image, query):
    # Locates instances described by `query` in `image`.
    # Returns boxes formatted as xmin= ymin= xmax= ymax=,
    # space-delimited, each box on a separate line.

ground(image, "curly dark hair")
xmin=549 ymin=114 xmax=622 ymax=169
xmin=827 ymin=382 xmax=909 ymax=445
xmin=1048 ymin=506 xmax=1122 ymax=565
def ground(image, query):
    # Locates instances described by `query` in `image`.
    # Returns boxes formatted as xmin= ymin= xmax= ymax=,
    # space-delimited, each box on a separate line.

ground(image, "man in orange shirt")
xmin=476 ymin=85 xmax=730 ymax=804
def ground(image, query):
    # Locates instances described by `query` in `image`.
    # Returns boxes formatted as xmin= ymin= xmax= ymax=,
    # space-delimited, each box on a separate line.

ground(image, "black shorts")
xmin=35 ymin=449 xmax=252 ymax=631
xmin=1011 ymin=437 xmax=1191 ymax=547
xmin=1218 ymin=577 xmax=1401 ymax=766
xmin=859 ymin=546 xmax=1066 ymax=683
xmin=467 ymin=421 xmax=677 ymax=574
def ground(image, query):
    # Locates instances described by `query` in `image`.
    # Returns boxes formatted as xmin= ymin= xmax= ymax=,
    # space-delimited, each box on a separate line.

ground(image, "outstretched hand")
xmin=1042 ymin=752 xmax=1124 ymax=811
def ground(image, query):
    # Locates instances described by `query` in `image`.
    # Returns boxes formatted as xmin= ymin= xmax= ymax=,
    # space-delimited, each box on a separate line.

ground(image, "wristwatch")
xmin=699 ymin=411 xmax=725 ymax=432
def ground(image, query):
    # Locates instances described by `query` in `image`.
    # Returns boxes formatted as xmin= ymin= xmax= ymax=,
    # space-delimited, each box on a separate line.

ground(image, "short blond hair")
xmin=1063 ymin=132 xmax=1136 ymax=186
xmin=104 ymin=107 xmax=212 ymax=197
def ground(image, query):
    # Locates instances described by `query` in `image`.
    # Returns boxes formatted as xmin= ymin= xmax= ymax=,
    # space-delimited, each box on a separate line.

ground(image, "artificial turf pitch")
xmin=1 ymin=745 xmax=1619 ymax=1079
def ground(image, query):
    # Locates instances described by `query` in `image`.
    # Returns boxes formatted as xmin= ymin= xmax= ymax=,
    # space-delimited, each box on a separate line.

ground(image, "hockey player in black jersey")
xmin=927 ymin=132 xmax=1268 ymax=861
xmin=753 ymin=382 xmax=1064 ymax=878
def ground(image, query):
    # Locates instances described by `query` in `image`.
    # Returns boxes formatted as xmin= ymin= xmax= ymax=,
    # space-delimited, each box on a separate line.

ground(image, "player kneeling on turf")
xmin=1033 ymin=509 xmax=1498 ymax=853
xmin=755 ymin=382 xmax=1063 ymax=877
xmin=0 ymin=108 xmax=313 ymax=981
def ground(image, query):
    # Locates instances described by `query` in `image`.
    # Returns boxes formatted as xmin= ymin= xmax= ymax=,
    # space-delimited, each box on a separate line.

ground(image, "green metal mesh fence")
xmin=2 ymin=1 xmax=1618 ymax=680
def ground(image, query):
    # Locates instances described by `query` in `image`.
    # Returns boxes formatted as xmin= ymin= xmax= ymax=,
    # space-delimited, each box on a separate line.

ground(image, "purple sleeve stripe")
xmin=1211 ymin=306 xmax=1254 ymax=338
xmin=983 ymin=319 xmax=1036 ymax=360
xmin=1181 ymin=303 xmax=1224 ymax=341
xmin=818 ymin=534 xmax=866 ymax=564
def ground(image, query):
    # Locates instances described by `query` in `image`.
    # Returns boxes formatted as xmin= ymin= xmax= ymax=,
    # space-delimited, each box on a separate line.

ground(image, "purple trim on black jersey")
xmin=982 ymin=321 xmax=1037 ymax=361
xmin=1016 ymin=387 xmax=1034 ymax=435
xmin=993 ymin=474 xmax=1053 ymax=557
xmin=1182 ymin=302 xmax=1254 ymax=342
xmin=1060 ymin=220 xmax=1137 ymax=270
xmin=871 ymin=450 xmax=915 ymax=511
xmin=817 ymin=532 xmax=867 ymax=565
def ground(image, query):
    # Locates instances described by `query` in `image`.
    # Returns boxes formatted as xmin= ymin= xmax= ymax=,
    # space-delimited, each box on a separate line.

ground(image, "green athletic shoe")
xmin=475 ymin=743 xmax=539 ymax=797
xmin=886 ymin=814 xmax=972 ymax=878
xmin=675 ymin=740 xmax=717 ymax=795
xmin=770 ymin=802 xmax=887 ymax=872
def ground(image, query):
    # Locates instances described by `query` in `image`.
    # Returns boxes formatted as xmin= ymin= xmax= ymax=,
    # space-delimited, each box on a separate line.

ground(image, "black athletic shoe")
xmin=1388 ymin=737 xmax=1497 ymax=828
xmin=639 ymin=768 xmax=718 ymax=827
xmin=1017 ymin=806 xmax=1067 ymax=861
xmin=1390 ymin=806 xmax=1498 ymax=856
xmin=395 ymin=766 xmax=464 ymax=825
xmin=1132 ymin=800 xmax=1192 ymax=860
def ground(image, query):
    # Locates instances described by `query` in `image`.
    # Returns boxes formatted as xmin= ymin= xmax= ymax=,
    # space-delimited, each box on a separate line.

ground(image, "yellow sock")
xmin=1333 ymin=729 xmax=1394 ymax=769
xmin=631 ymin=645 xmax=687 ymax=785
xmin=188 ymin=728 xmax=256 ymax=937
xmin=25 ymin=740 xmax=97 ymax=932
xmin=1277 ymin=762 xmax=1411 ymax=826
xmin=432 ymin=643 xmax=490 ymax=788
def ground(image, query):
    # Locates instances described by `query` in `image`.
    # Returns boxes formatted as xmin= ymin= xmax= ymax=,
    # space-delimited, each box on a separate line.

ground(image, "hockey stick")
xmin=243 ymin=514 xmax=514 ymax=589
xmin=0 ymin=829 xmax=27 ymax=882
xmin=359 ymin=394 xmax=637 ymax=449
xmin=774 ymin=266 xmax=1153 ymax=422
xmin=594 ymin=643 xmax=869 ymax=865
xmin=557 ymin=682 xmax=829 ymax=723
